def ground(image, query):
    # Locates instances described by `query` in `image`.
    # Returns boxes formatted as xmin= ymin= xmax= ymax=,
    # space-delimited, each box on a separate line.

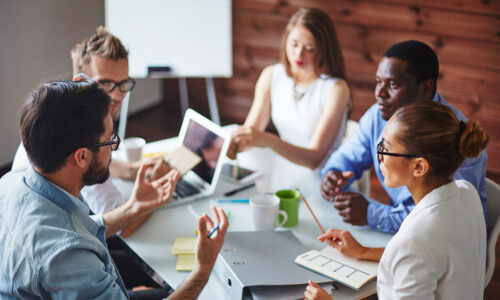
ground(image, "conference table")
xmin=114 ymin=127 xmax=393 ymax=299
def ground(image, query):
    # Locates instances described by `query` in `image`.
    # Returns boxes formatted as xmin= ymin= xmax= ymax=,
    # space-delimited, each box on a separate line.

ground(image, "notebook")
xmin=295 ymin=246 xmax=378 ymax=290
xmin=168 ymin=108 xmax=230 ymax=206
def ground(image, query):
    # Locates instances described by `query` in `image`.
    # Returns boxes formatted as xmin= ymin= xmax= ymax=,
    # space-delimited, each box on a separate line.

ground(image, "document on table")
xmin=295 ymin=246 xmax=378 ymax=290
xmin=164 ymin=145 xmax=202 ymax=175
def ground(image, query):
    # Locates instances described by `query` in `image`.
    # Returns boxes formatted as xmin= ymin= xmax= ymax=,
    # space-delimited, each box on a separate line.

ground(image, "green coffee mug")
xmin=275 ymin=189 xmax=300 ymax=227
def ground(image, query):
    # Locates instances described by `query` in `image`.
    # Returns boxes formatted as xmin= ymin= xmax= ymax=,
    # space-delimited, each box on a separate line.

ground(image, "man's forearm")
xmin=120 ymin=213 xmax=151 ymax=238
xmin=102 ymin=201 xmax=136 ymax=238
xmin=167 ymin=266 xmax=212 ymax=300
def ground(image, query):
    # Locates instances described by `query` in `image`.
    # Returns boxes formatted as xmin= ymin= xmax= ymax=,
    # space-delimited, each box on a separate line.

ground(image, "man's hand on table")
xmin=321 ymin=170 xmax=353 ymax=201
xmin=333 ymin=191 xmax=369 ymax=226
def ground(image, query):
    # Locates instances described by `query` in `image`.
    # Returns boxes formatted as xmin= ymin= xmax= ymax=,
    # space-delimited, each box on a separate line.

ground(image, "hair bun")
xmin=458 ymin=121 xmax=489 ymax=158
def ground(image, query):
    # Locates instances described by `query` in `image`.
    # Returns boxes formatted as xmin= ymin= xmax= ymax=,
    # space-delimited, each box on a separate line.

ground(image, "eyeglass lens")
xmin=99 ymin=79 xmax=135 ymax=93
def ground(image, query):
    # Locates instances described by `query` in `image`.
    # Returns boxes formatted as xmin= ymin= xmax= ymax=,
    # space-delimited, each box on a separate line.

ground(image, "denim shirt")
xmin=0 ymin=167 xmax=128 ymax=299
xmin=321 ymin=94 xmax=488 ymax=233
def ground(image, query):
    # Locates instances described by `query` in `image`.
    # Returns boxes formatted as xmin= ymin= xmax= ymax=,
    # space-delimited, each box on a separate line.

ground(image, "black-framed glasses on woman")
xmin=86 ymin=133 xmax=121 ymax=151
xmin=98 ymin=78 xmax=136 ymax=93
xmin=377 ymin=138 xmax=418 ymax=164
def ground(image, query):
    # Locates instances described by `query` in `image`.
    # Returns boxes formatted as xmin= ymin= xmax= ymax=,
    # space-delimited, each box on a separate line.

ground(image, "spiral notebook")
xmin=295 ymin=246 xmax=378 ymax=290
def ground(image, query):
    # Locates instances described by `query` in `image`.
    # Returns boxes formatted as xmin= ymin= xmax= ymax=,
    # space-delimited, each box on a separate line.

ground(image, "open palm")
xmin=129 ymin=163 xmax=180 ymax=216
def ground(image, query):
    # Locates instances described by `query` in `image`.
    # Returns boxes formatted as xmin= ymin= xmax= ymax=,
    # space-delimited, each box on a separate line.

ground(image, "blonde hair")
xmin=393 ymin=101 xmax=488 ymax=179
xmin=70 ymin=26 xmax=128 ymax=75
xmin=280 ymin=7 xmax=346 ymax=80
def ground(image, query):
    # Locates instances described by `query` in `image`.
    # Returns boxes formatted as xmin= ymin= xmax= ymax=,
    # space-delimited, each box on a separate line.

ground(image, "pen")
xmin=207 ymin=223 xmax=220 ymax=238
xmin=223 ymin=183 xmax=256 ymax=196
xmin=217 ymin=199 xmax=249 ymax=204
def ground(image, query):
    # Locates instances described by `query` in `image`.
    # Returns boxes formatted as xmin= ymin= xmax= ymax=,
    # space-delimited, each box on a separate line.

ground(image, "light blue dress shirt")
xmin=321 ymin=94 xmax=488 ymax=233
xmin=0 ymin=167 xmax=128 ymax=299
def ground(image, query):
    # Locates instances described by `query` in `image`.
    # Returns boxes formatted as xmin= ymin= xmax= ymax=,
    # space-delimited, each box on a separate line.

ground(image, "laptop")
xmin=169 ymin=108 xmax=230 ymax=206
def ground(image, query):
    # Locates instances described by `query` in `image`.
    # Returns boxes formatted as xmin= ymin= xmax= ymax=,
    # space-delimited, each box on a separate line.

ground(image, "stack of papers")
xmin=172 ymin=237 xmax=197 ymax=271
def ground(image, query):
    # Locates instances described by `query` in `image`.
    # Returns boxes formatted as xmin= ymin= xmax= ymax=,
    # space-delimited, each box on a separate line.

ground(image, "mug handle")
xmin=276 ymin=210 xmax=288 ymax=227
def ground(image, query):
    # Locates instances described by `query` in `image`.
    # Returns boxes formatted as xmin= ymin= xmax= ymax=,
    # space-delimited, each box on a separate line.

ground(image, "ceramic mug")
xmin=123 ymin=137 xmax=146 ymax=162
xmin=250 ymin=194 xmax=288 ymax=231
xmin=275 ymin=189 xmax=300 ymax=227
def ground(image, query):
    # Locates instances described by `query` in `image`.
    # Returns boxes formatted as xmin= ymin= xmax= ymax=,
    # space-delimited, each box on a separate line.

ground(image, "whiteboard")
xmin=105 ymin=0 xmax=232 ymax=78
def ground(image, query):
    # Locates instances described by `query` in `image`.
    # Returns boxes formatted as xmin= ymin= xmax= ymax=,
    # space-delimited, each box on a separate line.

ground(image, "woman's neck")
xmin=407 ymin=176 xmax=451 ymax=205
xmin=291 ymin=67 xmax=317 ymax=88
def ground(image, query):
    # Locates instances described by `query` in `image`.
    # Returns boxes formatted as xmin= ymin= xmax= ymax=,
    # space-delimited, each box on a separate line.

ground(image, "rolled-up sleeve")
xmin=321 ymin=107 xmax=376 ymax=187
xmin=39 ymin=245 xmax=127 ymax=300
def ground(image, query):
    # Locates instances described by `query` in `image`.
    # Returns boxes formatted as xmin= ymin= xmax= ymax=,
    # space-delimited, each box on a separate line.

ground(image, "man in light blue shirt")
xmin=0 ymin=80 xmax=228 ymax=299
xmin=321 ymin=40 xmax=487 ymax=233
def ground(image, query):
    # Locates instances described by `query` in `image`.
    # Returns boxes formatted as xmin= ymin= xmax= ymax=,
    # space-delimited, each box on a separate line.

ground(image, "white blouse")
xmin=377 ymin=180 xmax=486 ymax=300
xmin=269 ymin=64 xmax=347 ymax=166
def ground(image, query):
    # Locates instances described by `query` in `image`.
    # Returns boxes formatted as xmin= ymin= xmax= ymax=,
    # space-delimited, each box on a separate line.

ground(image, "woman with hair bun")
xmin=304 ymin=101 xmax=489 ymax=300
xmin=228 ymin=7 xmax=351 ymax=169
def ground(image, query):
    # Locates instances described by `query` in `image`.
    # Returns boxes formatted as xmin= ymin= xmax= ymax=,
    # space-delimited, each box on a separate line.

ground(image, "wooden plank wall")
xmin=162 ymin=0 xmax=500 ymax=174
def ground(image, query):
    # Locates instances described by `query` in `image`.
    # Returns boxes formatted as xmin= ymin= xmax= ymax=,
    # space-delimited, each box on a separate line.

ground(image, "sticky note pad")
xmin=172 ymin=237 xmax=196 ymax=255
xmin=176 ymin=254 xmax=195 ymax=271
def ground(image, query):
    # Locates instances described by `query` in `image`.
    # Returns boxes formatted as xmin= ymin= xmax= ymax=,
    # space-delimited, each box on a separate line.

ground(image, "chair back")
xmin=485 ymin=178 xmax=500 ymax=287
xmin=342 ymin=120 xmax=370 ymax=195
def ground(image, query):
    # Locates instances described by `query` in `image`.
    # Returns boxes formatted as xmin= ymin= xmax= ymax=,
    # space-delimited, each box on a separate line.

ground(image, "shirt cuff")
xmin=367 ymin=202 xmax=393 ymax=233
xmin=90 ymin=214 xmax=104 ymax=226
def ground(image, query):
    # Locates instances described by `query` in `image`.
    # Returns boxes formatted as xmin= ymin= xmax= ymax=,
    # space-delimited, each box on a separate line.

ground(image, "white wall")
xmin=0 ymin=0 xmax=161 ymax=167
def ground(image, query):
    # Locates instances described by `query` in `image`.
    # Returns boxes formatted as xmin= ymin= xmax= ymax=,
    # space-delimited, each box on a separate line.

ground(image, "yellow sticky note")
xmin=176 ymin=254 xmax=195 ymax=271
xmin=172 ymin=237 xmax=196 ymax=255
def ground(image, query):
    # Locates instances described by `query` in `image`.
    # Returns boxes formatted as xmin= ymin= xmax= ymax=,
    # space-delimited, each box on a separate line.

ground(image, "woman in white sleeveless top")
xmin=229 ymin=8 xmax=351 ymax=169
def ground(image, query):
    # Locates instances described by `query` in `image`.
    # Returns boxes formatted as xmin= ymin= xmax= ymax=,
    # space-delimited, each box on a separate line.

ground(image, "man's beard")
xmin=82 ymin=153 xmax=110 ymax=186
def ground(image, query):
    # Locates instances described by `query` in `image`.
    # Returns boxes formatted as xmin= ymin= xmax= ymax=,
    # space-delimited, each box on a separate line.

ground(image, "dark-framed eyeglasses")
xmin=377 ymin=138 xmax=418 ymax=164
xmin=98 ymin=78 xmax=136 ymax=93
xmin=86 ymin=133 xmax=121 ymax=151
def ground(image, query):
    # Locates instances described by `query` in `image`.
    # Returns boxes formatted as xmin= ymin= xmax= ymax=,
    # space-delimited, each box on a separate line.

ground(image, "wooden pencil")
xmin=301 ymin=194 xmax=325 ymax=234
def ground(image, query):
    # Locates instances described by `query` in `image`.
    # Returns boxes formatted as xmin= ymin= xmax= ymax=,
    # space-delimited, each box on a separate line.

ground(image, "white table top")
xmin=119 ymin=130 xmax=393 ymax=299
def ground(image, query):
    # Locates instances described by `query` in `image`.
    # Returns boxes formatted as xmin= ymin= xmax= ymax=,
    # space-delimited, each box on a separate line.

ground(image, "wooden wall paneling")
xmin=161 ymin=0 xmax=500 ymax=174
xmin=376 ymin=0 xmax=500 ymax=15
xmin=236 ymin=0 xmax=500 ymax=42
xmin=335 ymin=23 xmax=500 ymax=71
xmin=235 ymin=0 xmax=500 ymax=17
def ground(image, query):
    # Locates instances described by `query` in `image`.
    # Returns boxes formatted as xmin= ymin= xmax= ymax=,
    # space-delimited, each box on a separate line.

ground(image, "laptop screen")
xmin=182 ymin=119 xmax=226 ymax=183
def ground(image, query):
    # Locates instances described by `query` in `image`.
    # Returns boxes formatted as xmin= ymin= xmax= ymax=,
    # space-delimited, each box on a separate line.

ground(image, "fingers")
xmin=152 ymin=169 xmax=180 ymax=188
xmin=197 ymin=214 xmax=208 ymax=237
xmin=207 ymin=206 xmax=228 ymax=239
xmin=204 ymin=213 xmax=215 ymax=231
xmin=318 ymin=228 xmax=342 ymax=242
xmin=341 ymin=171 xmax=354 ymax=179
xmin=215 ymin=207 xmax=228 ymax=235
xmin=135 ymin=163 xmax=149 ymax=184
xmin=304 ymin=280 xmax=328 ymax=300
xmin=308 ymin=280 xmax=321 ymax=289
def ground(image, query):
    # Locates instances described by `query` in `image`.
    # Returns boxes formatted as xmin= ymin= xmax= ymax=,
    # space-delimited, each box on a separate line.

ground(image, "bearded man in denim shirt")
xmin=0 ymin=80 xmax=228 ymax=299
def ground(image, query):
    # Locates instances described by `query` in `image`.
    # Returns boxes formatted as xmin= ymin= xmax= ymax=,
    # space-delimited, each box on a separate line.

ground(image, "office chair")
xmin=485 ymin=178 xmax=500 ymax=287
xmin=342 ymin=120 xmax=370 ymax=196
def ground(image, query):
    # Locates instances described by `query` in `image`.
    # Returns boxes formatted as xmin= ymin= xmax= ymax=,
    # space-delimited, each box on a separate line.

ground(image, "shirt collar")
xmin=405 ymin=180 xmax=458 ymax=222
xmin=24 ymin=167 xmax=88 ymax=215
xmin=48 ymin=180 xmax=90 ymax=215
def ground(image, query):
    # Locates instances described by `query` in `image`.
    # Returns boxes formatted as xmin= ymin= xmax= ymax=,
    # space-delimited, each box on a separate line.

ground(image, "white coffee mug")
xmin=250 ymin=194 xmax=288 ymax=231
xmin=123 ymin=137 xmax=146 ymax=162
